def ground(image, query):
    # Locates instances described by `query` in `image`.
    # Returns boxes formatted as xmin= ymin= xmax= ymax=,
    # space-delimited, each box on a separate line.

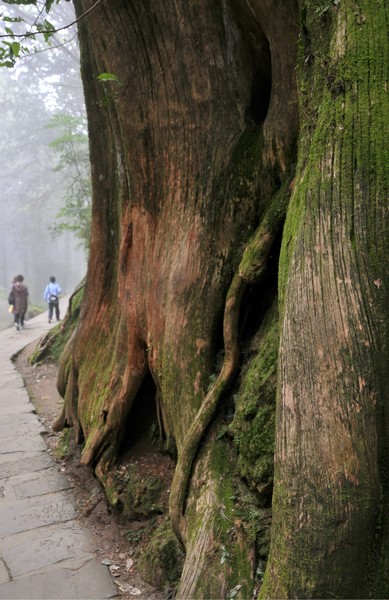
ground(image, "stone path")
xmin=0 ymin=299 xmax=117 ymax=599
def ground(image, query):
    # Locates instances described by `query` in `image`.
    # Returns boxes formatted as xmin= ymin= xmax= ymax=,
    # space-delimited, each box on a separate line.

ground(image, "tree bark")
xmin=261 ymin=2 xmax=389 ymax=597
xmin=56 ymin=0 xmax=388 ymax=596
xmin=54 ymin=0 xmax=297 ymax=595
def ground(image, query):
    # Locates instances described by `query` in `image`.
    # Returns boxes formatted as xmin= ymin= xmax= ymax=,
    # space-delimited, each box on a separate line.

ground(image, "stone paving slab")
xmin=0 ymin=386 xmax=31 ymax=398
xmin=0 ymin=562 xmax=8 ymax=586
xmin=0 ymin=413 xmax=44 ymax=439
xmin=0 ymin=452 xmax=53 ymax=479
xmin=1 ymin=522 xmax=95 ymax=577
xmin=0 ymin=388 xmax=34 ymax=416
xmin=0 ymin=301 xmax=117 ymax=599
xmin=7 ymin=468 xmax=72 ymax=500
xmin=0 ymin=489 xmax=78 ymax=536
xmin=0 ymin=388 xmax=29 ymax=404
xmin=0 ymin=401 xmax=33 ymax=417
xmin=0 ymin=434 xmax=47 ymax=454
xmin=0 ymin=365 xmax=19 ymax=379
xmin=0 ymin=556 xmax=116 ymax=599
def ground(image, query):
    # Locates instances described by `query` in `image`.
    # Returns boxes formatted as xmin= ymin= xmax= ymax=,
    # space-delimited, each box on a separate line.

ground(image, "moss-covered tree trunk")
xmin=56 ymin=0 xmax=388 ymax=596
xmin=55 ymin=0 xmax=298 ymax=595
xmin=261 ymin=1 xmax=389 ymax=598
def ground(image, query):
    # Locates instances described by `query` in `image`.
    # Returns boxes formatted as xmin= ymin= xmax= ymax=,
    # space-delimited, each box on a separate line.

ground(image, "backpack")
xmin=50 ymin=294 xmax=59 ymax=304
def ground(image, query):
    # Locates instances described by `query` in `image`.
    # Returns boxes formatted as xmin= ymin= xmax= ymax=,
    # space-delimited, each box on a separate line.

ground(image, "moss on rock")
xmin=137 ymin=518 xmax=184 ymax=590
xmin=120 ymin=465 xmax=165 ymax=519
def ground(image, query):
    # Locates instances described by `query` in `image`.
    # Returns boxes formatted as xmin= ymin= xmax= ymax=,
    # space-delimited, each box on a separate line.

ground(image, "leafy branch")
xmin=0 ymin=0 xmax=103 ymax=66
xmin=47 ymin=113 xmax=92 ymax=253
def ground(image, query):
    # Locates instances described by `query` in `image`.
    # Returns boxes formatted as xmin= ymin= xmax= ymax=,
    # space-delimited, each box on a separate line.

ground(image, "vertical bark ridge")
xmin=262 ymin=1 xmax=389 ymax=597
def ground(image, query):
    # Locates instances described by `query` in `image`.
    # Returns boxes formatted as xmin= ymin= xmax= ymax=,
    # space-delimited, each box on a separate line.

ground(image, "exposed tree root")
xmin=80 ymin=359 xmax=148 ymax=466
xmin=169 ymin=184 xmax=290 ymax=548
xmin=52 ymin=358 xmax=80 ymax=440
xmin=29 ymin=283 xmax=84 ymax=365
xmin=169 ymin=273 xmax=245 ymax=546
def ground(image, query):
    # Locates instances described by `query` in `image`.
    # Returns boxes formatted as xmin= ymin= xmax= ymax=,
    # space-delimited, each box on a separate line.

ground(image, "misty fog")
xmin=0 ymin=2 xmax=88 ymax=330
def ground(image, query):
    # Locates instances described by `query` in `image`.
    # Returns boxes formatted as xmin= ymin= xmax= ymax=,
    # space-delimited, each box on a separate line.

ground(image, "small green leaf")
xmin=97 ymin=72 xmax=120 ymax=83
xmin=3 ymin=17 xmax=24 ymax=23
xmin=10 ymin=41 xmax=20 ymax=56
xmin=0 ymin=60 xmax=15 ymax=68
xmin=1 ymin=1 xmax=37 ymax=5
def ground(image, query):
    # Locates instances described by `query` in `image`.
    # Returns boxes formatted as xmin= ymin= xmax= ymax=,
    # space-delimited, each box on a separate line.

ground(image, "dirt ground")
xmin=15 ymin=342 xmax=168 ymax=600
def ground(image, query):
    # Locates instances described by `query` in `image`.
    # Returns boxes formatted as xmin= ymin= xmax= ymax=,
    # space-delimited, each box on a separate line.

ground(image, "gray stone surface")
xmin=0 ymin=301 xmax=117 ymax=599
xmin=10 ymin=469 xmax=72 ymax=500
xmin=0 ymin=452 xmax=53 ymax=479
xmin=0 ymin=434 xmax=47 ymax=454
xmin=2 ymin=523 xmax=95 ymax=577
xmin=0 ymin=557 xmax=117 ymax=599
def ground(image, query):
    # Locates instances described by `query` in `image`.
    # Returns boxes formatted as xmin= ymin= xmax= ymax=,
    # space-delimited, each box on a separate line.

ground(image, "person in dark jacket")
xmin=9 ymin=274 xmax=29 ymax=331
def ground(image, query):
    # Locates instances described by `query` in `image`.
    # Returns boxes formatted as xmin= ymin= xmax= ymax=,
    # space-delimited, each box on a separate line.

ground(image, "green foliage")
xmin=53 ymin=427 xmax=72 ymax=460
xmin=0 ymin=0 xmax=60 ymax=67
xmin=47 ymin=113 xmax=91 ymax=253
xmin=96 ymin=72 xmax=120 ymax=83
xmin=35 ymin=18 xmax=55 ymax=43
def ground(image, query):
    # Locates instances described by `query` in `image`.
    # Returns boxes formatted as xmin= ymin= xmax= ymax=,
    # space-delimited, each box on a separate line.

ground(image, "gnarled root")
xmin=169 ymin=184 xmax=290 ymax=548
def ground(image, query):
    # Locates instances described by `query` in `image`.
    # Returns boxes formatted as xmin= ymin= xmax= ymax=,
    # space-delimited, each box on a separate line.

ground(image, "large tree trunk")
xmin=261 ymin=1 xmax=389 ymax=598
xmin=55 ymin=0 xmax=298 ymax=595
xmin=56 ymin=0 xmax=388 ymax=596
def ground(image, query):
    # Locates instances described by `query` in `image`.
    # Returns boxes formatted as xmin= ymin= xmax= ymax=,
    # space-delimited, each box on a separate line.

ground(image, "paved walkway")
xmin=0 ymin=299 xmax=117 ymax=599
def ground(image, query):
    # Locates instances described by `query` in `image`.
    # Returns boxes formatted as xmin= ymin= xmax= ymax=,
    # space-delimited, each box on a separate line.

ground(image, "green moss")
xmin=213 ymin=441 xmax=256 ymax=598
xmin=76 ymin=309 xmax=127 ymax=442
xmin=118 ymin=465 xmax=165 ymax=519
xmin=53 ymin=428 xmax=72 ymax=460
xmin=265 ymin=3 xmax=389 ymax=594
xmin=180 ymin=436 xmax=256 ymax=599
xmin=28 ymin=285 xmax=84 ymax=366
xmin=156 ymin=336 xmax=211 ymax=450
xmin=239 ymin=181 xmax=290 ymax=284
xmin=137 ymin=518 xmax=184 ymax=590
xmin=232 ymin=301 xmax=278 ymax=501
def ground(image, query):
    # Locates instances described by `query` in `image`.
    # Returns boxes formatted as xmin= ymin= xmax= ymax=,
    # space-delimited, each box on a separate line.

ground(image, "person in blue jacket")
xmin=44 ymin=276 xmax=62 ymax=323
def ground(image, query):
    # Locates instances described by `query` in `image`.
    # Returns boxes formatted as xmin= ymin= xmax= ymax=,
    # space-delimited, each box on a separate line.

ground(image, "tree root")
xmin=29 ymin=283 xmax=84 ymax=366
xmin=169 ymin=183 xmax=290 ymax=549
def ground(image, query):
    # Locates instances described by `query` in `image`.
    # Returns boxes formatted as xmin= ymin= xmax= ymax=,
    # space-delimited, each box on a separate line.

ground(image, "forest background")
xmin=0 ymin=0 xmax=88 ymax=328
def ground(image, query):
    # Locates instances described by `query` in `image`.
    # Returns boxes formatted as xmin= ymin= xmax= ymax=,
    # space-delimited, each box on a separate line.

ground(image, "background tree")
xmin=0 ymin=0 xmax=87 ymax=307
xmin=48 ymin=113 xmax=91 ymax=253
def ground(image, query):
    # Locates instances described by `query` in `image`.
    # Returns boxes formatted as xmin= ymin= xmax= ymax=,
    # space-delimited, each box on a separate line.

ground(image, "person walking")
xmin=44 ymin=276 xmax=62 ymax=323
xmin=8 ymin=274 xmax=29 ymax=331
